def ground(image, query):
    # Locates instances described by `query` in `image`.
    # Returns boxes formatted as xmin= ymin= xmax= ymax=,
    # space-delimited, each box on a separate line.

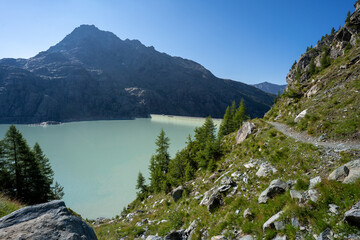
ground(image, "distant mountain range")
xmin=253 ymin=82 xmax=287 ymax=95
xmin=0 ymin=25 xmax=275 ymax=123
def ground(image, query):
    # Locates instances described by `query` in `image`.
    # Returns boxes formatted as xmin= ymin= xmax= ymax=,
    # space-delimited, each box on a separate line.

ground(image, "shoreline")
xmin=0 ymin=114 xmax=223 ymax=126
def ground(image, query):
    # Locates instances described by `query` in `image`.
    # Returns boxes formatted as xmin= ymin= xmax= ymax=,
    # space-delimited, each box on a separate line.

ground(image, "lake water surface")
xmin=0 ymin=115 xmax=220 ymax=219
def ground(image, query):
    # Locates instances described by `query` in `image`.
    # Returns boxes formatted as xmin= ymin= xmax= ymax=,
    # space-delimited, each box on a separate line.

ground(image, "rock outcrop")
xmin=236 ymin=122 xmax=256 ymax=145
xmin=328 ymin=159 xmax=360 ymax=183
xmin=172 ymin=186 xmax=184 ymax=202
xmin=258 ymin=179 xmax=289 ymax=203
xmin=344 ymin=202 xmax=360 ymax=227
xmin=263 ymin=211 xmax=284 ymax=231
xmin=0 ymin=200 xmax=97 ymax=240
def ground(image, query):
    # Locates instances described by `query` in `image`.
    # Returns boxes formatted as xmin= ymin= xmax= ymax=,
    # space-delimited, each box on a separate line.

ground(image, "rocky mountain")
xmin=253 ymin=82 xmax=287 ymax=95
xmin=0 ymin=25 xmax=274 ymax=124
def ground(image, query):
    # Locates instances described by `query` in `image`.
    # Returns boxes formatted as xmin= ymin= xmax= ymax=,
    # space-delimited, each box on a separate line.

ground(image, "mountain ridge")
xmin=0 ymin=24 xmax=274 ymax=124
xmin=253 ymin=82 xmax=287 ymax=95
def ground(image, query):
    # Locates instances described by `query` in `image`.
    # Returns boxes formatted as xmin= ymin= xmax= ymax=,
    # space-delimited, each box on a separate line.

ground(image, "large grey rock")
xmin=294 ymin=109 xmax=307 ymax=122
xmin=258 ymin=179 xmax=289 ymax=203
xmin=238 ymin=235 xmax=254 ymax=240
xmin=172 ymin=185 xmax=184 ymax=202
xmin=220 ymin=176 xmax=236 ymax=187
xmin=200 ymin=187 xmax=216 ymax=206
xmin=290 ymin=190 xmax=302 ymax=200
xmin=256 ymin=162 xmax=277 ymax=177
xmin=0 ymin=200 xmax=97 ymax=240
xmin=328 ymin=159 xmax=360 ymax=183
xmin=235 ymin=122 xmax=256 ymax=144
xmin=207 ymin=192 xmax=223 ymax=212
xmin=164 ymin=230 xmax=185 ymax=240
xmin=344 ymin=202 xmax=360 ymax=227
xmin=211 ymin=236 xmax=228 ymax=240
xmin=328 ymin=204 xmax=339 ymax=215
xmin=309 ymin=176 xmax=321 ymax=189
xmin=184 ymin=220 xmax=197 ymax=239
xmin=316 ymin=228 xmax=333 ymax=240
xmin=263 ymin=211 xmax=284 ymax=231
xmin=291 ymin=217 xmax=300 ymax=228
xmin=243 ymin=208 xmax=253 ymax=219
xmin=306 ymin=189 xmax=319 ymax=202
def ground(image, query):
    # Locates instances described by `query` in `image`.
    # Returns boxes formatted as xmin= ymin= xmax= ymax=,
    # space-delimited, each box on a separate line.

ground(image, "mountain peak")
xmin=48 ymin=24 xmax=120 ymax=54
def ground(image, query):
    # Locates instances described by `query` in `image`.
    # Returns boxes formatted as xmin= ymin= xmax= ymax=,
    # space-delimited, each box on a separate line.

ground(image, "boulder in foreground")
xmin=0 ymin=200 xmax=97 ymax=240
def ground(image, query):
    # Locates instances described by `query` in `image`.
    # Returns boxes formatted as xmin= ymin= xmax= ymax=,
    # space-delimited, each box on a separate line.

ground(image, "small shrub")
xmin=168 ymin=210 xmax=185 ymax=229
xmin=294 ymin=178 xmax=310 ymax=190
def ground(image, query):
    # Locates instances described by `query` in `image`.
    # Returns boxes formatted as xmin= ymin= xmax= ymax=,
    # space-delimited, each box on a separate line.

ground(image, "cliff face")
xmin=0 ymin=25 xmax=274 ymax=124
xmin=286 ymin=7 xmax=360 ymax=89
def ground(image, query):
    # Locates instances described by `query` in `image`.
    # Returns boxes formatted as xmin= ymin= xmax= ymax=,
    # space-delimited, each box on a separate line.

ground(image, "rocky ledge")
xmin=0 ymin=200 xmax=97 ymax=240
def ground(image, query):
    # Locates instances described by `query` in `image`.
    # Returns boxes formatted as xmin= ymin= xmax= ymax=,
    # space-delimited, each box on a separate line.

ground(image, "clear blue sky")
xmin=0 ymin=0 xmax=356 ymax=84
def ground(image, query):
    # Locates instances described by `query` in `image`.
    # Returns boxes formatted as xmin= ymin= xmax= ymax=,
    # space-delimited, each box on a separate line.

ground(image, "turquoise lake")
xmin=0 ymin=115 xmax=220 ymax=219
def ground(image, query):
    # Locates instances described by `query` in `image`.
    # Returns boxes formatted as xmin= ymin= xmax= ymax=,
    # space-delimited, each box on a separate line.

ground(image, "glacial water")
xmin=0 ymin=115 xmax=220 ymax=219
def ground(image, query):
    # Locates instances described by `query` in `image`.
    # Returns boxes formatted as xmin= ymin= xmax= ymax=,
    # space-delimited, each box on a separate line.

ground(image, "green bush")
xmin=294 ymin=178 xmax=310 ymax=190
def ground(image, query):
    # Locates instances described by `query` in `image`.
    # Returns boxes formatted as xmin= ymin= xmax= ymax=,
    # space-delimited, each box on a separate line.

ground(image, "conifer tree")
xmin=233 ymin=98 xmax=246 ymax=129
xmin=33 ymin=143 xmax=54 ymax=201
xmin=149 ymin=129 xmax=170 ymax=193
xmin=0 ymin=125 xmax=63 ymax=203
xmin=168 ymin=150 xmax=187 ymax=186
xmin=2 ymin=125 xmax=28 ymax=199
xmin=194 ymin=116 xmax=216 ymax=150
xmin=346 ymin=11 xmax=351 ymax=24
xmin=308 ymin=57 xmax=317 ymax=76
xmin=52 ymin=181 xmax=64 ymax=200
xmin=218 ymin=107 xmax=233 ymax=139
xmin=136 ymin=172 xmax=146 ymax=193
xmin=331 ymin=27 xmax=335 ymax=34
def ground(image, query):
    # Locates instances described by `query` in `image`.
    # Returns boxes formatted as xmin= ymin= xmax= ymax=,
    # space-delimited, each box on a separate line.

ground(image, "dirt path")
xmin=268 ymin=122 xmax=360 ymax=151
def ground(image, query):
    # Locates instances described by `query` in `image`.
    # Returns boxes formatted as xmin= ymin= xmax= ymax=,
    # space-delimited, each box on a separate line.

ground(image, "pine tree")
xmin=136 ymin=171 xmax=147 ymax=199
xmin=149 ymin=129 xmax=170 ymax=193
xmin=321 ymin=48 xmax=331 ymax=69
xmin=184 ymin=162 xmax=194 ymax=182
xmin=168 ymin=150 xmax=187 ymax=186
xmin=218 ymin=107 xmax=233 ymax=139
xmin=274 ymin=90 xmax=281 ymax=103
xmin=346 ymin=11 xmax=351 ymax=24
xmin=308 ymin=57 xmax=317 ymax=76
xmin=331 ymin=27 xmax=335 ymax=34
xmin=0 ymin=126 xmax=63 ymax=203
xmin=33 ymin=143 xmax=54 ymax=201
xmin=194 ymin=117 xmax=216 ymax=149
xmin=233 ymin=98 xmax=246 ymax=129
xmin=136 ymin=172 xmax=146 ymax=192
xmin=52 ymin=181 xmax=64 ymax=200
xmin=2 ymin=125 xmax=28 ymax=199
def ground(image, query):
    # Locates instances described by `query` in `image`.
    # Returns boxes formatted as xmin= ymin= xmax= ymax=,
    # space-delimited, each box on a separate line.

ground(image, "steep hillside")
xmin=265 ymin=5 xmax=360 ymax=141
xmin=253 ymin=82 xmax=287 ymax=95
xmin=0 ymin=25 xmax=274 ymax=124
xmin=90 ymin=4 xmax=360 ymax=240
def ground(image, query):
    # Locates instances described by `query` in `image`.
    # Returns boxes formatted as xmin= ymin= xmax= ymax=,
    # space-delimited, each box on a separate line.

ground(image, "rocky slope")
xmin=0 ymin=200 xmax=97 ymax=240
xmin=253 ymin=82 xmax=287 ymax=95
xmin=89 ymin=3 xmax=360 ymax=240
xmin=265 ymin=3 xmax=360 ymax=141
xmin=0 ymin=25 xmax=274 ymax=124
